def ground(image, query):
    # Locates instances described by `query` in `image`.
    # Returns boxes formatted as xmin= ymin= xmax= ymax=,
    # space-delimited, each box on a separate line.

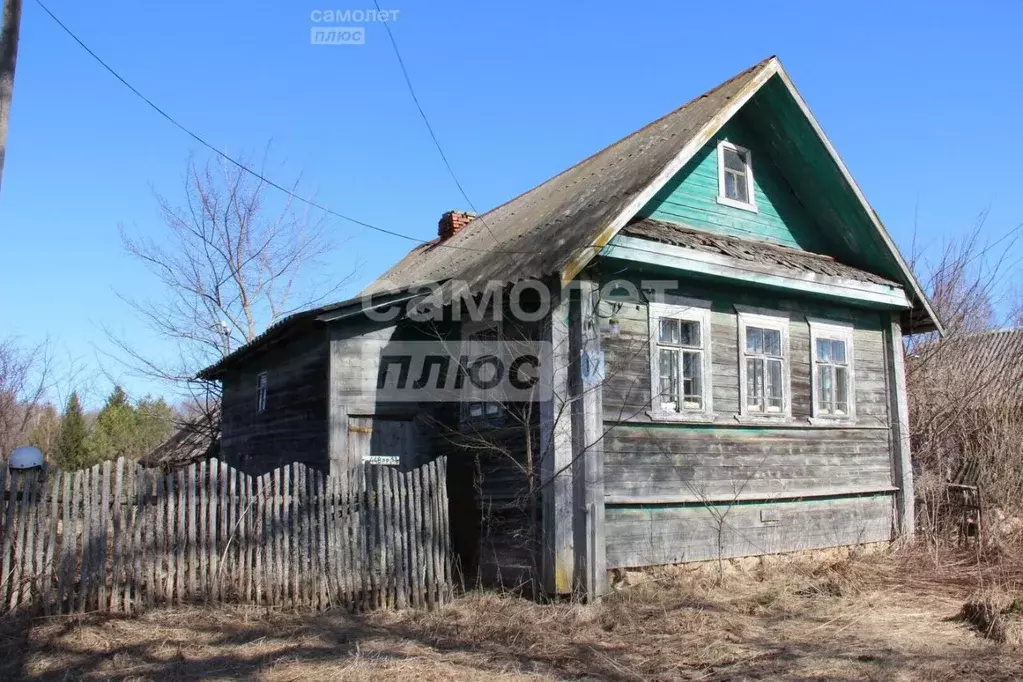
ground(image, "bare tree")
xmin=0 ymin=337 xmax=51 ymax=457
xmin=107 ymin=152 xmax=350 ymax=426
xmin=0 ymin=0 xmax=22 ymax=192
xmin=905 ymin=218 xmax=1023 ymax=549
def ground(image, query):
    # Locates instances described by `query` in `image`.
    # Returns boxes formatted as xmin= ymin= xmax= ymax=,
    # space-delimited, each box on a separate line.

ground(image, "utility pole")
xmin=0 ymin=0 xmax=23 ymax=194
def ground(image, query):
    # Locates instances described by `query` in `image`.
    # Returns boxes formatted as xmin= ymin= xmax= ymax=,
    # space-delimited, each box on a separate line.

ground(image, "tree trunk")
xmin=0 ymin=0 xmax=24 ymax=193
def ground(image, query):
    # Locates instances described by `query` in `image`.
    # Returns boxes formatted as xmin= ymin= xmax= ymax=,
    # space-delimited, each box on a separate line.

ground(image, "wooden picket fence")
xmin=0 ymin=456 xmax=452 ymax=616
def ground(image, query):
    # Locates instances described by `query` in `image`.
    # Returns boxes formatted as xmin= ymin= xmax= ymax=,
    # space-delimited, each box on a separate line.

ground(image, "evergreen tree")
xmin=85 ymin=386 xmax=136 ymax=461
xmin=55 ymin=391 xmax=89 ymax=469
xmin=134 ymin=396 xmax=175 ymax=456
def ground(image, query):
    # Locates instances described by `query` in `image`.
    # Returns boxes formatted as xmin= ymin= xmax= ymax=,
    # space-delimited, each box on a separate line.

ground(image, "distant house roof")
xmin=926 ymin=329 xmax=1023 ymax=404
xmin=622 ymin=218 xmax=899 ymax=287
xmin=140 ymin=414 xmax=219 ymax=470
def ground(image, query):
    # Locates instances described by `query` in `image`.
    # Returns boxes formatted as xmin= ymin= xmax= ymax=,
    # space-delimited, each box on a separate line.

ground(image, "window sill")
xmin=716 ymin=195 xmax=759 ymax=213
xmin=646 ymin=410 xmax=717 ymax=424
xmin=733 ymin=413 xmax=792 ymax=425
xmin=808 ymin=416 xmax=859 ymax=427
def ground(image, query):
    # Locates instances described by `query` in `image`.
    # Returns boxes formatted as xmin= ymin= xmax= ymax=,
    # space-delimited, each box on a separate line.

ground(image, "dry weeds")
xmin=1 ymin=547 xmax=1022 ymax=681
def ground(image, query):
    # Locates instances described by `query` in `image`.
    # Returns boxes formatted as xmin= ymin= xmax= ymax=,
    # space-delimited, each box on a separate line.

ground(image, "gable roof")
xmin=366 ymin=56 xmax=941 ymax=334
xmin=204 ymin=57 xmax=942 ymax=379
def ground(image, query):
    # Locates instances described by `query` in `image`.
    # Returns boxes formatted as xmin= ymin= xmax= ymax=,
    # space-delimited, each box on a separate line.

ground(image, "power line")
xmin=32 ymin=0 xmax=532 ymax=255
xmin=372 ymin=0 xmax=502 ymax=245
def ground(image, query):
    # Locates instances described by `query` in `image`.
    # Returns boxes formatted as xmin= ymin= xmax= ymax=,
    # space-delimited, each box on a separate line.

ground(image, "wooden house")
xmin=198 ymin=57 xmax=941 ymax=598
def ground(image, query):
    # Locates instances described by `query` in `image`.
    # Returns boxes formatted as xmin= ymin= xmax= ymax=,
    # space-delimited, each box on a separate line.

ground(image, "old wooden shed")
xmin=199 ymin=57 xmax=941 ymax=599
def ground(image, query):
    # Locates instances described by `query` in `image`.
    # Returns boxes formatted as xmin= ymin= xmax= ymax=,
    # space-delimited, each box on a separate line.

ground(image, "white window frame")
xmin=807 ymin=318 xmax=857 ymax=425
xmin=256 ymin=371 xmax=268 ymax=413
xmin=460 ymin=321 xmax=505 ymax=429
xmin=647 ymin=298 xmax=714 ymax=422
xmin=736 ymin=308 xmax=791 ymax=421
xmin=716 ymin=140 xmax=758 ymax=213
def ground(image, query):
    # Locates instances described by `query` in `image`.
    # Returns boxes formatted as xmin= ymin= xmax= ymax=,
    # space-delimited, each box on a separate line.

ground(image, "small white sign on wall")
xmin=363 ymin=454 xmax=400 ymax=466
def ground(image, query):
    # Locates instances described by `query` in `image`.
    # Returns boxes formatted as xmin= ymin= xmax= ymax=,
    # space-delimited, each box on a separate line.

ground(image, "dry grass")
xmin=2 ymin=547 xmax=1023 ymax=681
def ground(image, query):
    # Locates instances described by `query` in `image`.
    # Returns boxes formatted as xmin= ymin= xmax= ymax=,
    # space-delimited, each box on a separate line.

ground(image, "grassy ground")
xmin=2 ymin=547 xmax=1022 ymax=681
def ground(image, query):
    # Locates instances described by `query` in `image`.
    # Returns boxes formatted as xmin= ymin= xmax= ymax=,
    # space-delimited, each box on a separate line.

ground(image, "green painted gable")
xmin=638 ymin=115 xmax=825 ymax=251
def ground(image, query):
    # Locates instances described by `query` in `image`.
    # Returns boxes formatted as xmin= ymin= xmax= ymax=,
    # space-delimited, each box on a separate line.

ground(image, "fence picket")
xmin=11 ymin=471 xmax=34 ymax=612
xmin=316 ymin=470 xmax=328 ymax=609
xmin=275 ymin=466 xmax=285 ymax=607
xmin=254 ymin=473 xmax=265 ymax=606
xmin=0 ymin=457 xmax=451 ymax=616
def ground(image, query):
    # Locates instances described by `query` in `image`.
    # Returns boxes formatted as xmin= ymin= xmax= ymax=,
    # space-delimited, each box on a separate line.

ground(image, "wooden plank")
xmin=254 ymin=473 xmax=265 ymax=606
xmin=12 ymin=470 xmax=36 ymax=612
xmin=380 ymin=466 xmax=392 ymax=608
xmin=409 ymin=462 xmax=424 ymax=608
xmin=109 ymin=460 xmax=123 ymax=612
xmin=297 ymin=464 xmax=307 ymax=607
xmin=313 ymin=472 xmax=325 ymax=609
xmin=209 ymin=460 xmax=220 ymax=602
xmin=430 ymin=459 xmax=443 ymax=606
xmin=56 ymin=470 xmax=71 ymax=614
xmin=392 ymin=466 xmax=407 ymax=608
xmin=32 ymin=470 xmax=48 ymax=611
xmin=96 ymin=460 xmax=109 ymax=611
xmin=76 ymin=468 xmax=91 ymax=613
xmin=885 ymin=314 xmax=914 ymax=537
xmin=152 ymin=468 xmax=164 ymax=605
xmin=226 ymin=464 xmax=236 ymax=601
xmin=270 ymin=467 xmax=281 ymax=606
xmin=197 ymin=460 xmax=208 ymax=600
xmin=174 ymin=470 xmax=184 ymax=604
xmin=279 ymin=465 xmax=289 ymax=607
xmin=43 ymin=469 xmax=61 ymax=615
xmin=240 ymin=470 xmax=251 ymax=603
xmin=358 ymin=465 xmax=370 ymax=611
xmin=373 ymin=466 xmax=385 ymax=609
xmin=165 ymin=472 xmax=176 ymax=604
xmin=299 ymin=464 xmax=310 ymax=608
xmin=437 ymin=456 xmax=452 ymax=603
xmin=420 ymin=463 xmax=435 ymax=607
xmin=329 ymin=473 xmax=343 ymax=609
xmin=0 ymin=465 xmax=10 ymax=610
xmin=131 ymin=466 xmax=142 ymax=612
xmin=186 ymin=463 xmax=197 ymax=601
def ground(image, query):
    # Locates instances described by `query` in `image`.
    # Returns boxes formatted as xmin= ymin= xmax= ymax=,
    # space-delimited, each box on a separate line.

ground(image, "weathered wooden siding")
xmin=220 ymin=330 xmax=329 ymax=475
xmin=603 ymin=425 xmax=893 ymax=502
xmin=327 ymin=313 xmax=543 ymax=592
xmin=606 ymin=494 xmax=893 ymax=569
xmin=602 ymin=282 xmax=891 ymax=427
xmin=598 ymin=275 xmax=897 ymax=567
xmin=638 ymin=113 xmax=826 ymax=252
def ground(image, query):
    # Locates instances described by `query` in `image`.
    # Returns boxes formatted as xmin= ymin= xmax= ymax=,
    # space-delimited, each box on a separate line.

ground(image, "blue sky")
xmin=3 ymin=0 xmax=1022 ymax=407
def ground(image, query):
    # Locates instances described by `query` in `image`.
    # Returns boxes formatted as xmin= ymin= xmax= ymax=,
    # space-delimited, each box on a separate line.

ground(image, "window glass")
xmin=814 ymin=335 xmax=850 ymax=416
xmin=654 ymin=311 xmax=708 ymax=414
xmin=743 ymin=324 xmax=785 ymax=414
xmin=722 ymin=146 xmax=750 ymax=203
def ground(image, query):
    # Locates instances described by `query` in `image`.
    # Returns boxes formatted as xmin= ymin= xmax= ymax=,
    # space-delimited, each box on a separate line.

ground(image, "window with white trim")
xmin=648 ymin=300 xmax=713 ymax=419
xmin=461 ymin=323 xmax=504 ymax=428
xmin=737 ymin=310 xmax=790 ymax=418
xmin=256 ymin=372 xmax=268 ymax=413
xmin=808 ymin=320 xmax=856 ymax=421
xmin=717 ymin=141 xmax=756 ymax=211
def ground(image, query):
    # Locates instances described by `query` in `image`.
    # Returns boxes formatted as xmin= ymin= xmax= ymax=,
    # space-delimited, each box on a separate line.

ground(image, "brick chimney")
xmin=437 ymin=210 xmax=476 ymax=240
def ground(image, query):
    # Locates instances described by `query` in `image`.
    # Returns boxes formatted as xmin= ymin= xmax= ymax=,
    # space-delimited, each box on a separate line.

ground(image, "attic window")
xmin=717 ymin=141 xmax=757 ymax=212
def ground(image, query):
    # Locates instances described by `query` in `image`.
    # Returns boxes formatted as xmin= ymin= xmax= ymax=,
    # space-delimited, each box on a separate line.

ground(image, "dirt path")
xmin=1 ymin=560 xmax=1020 ymax=681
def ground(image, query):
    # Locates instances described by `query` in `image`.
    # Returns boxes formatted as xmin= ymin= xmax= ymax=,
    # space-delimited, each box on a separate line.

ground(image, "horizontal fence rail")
xmin=0 ymin=456 xmax=451 ymax=615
